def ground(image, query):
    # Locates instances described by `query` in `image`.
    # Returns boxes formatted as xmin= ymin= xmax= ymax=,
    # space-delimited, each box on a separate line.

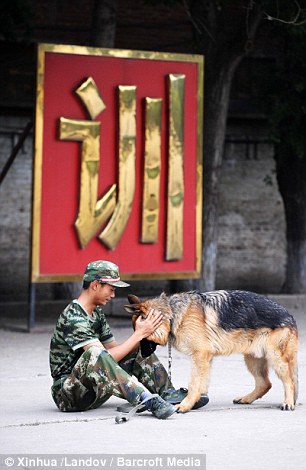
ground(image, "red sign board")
xmin=32 ymin=44 xmax=203 ymax=282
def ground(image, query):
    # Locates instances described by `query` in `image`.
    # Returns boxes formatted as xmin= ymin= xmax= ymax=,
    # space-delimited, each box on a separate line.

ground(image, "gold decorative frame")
xmin=31 ymin=43 xmax=204 ymax=282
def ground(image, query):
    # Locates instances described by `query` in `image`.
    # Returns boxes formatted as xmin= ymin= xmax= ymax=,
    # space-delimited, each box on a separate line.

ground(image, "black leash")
xmin=168 ymin=337 xmax=173 ymax=383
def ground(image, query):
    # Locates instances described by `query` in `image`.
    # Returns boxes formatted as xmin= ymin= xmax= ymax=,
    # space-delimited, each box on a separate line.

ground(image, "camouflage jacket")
xmin=49 ymin=300 xmax=114 ymax=379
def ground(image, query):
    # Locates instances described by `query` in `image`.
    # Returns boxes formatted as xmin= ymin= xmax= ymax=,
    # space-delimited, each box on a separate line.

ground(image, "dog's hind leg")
xmin=176 ymin=351 xmax=213 ymax=413
xmin=266 ymin=329 xmax=298 ymax=411
xmin=233 ymin=355 xmax=272 ymax=405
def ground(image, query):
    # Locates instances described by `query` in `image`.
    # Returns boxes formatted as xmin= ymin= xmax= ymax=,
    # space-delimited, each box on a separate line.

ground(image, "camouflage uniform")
xmin=50 ymin=300 xmax=172 ymax=412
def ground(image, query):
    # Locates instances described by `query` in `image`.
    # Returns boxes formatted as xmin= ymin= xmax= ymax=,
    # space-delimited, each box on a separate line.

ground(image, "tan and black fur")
xmin=125 ymin=290 xmax=298 ymax=413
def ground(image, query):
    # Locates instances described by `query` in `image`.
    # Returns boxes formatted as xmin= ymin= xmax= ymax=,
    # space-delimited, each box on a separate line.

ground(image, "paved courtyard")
xmin=0 ymin=300 xmax=305 ymax=470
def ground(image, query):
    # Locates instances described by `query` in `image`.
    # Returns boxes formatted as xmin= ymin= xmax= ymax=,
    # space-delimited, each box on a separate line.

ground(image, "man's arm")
xmin=83 ymin=309 xmax=162 ymax=362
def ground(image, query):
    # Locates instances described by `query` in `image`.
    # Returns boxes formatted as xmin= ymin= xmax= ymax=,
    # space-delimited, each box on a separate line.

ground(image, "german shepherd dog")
xmin=125 ymin=290 xmax=298 ymax=413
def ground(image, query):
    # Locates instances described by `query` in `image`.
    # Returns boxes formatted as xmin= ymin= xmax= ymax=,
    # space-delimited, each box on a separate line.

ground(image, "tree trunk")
xmin=192 ymin=2 xmax=264 ymax=292
xmin=275 ymin=143 xmax=306 ymax=293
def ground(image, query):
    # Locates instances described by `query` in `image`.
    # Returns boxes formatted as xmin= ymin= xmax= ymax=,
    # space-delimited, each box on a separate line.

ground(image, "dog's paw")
xmin=281 ymin=403 xmax=295 ymax=411
xmin=233 ymin=397 xmax=253 ymax=405
xmin=176 ymin=404 xmax=191 ymax=413
xmin=176 ymin=399 xmax=193 ymax=413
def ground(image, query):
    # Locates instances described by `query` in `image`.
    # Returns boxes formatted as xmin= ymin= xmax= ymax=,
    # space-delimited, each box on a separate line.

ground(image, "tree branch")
xmin=181 ymin=0 xmax=216 ymax=42
xmin=263 ymin=0 xmax=306 ymax=26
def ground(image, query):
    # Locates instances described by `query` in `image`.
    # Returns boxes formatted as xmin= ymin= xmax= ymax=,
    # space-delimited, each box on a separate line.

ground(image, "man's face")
xmin=95 ymin=282 xmax=116 ymax=305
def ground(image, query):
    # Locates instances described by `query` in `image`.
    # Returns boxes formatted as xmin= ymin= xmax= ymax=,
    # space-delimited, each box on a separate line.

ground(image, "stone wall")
xmin=0 ymin=115 xmax=286 ymax=302
xmin=216 ymin=122 xmax=286 ymax=292
xmin=0 ymin=116 xmax=33 ymax=301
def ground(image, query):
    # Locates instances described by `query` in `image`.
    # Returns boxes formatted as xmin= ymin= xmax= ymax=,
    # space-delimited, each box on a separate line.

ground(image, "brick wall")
xmin=217 ymin=122 xmax=286 ymax=292
xmin=0 ymin=116 xmax=33 ymax=301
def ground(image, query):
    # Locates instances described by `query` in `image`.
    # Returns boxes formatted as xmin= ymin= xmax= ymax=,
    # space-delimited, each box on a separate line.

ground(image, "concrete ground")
xmin=0 ymin=297 xmax=305 ymax=470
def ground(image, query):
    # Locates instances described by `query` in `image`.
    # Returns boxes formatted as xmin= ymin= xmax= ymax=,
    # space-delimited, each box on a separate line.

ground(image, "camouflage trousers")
xmin=51 ymin=345 xmax=172 ymax=412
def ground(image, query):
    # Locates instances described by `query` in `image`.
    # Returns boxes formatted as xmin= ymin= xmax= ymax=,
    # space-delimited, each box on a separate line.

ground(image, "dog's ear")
xmin=128 ymin=294 xmax=141 ymax=304
xmin=125 ymin=294 xmax=143 ymax=331
xmin=124 ymin=304 xmax=140 ymax=314
xmin=124 ymin=294 xmax=142 ymax=314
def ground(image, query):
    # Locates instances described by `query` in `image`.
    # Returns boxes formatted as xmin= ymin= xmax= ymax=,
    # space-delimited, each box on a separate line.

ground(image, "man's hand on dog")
xmin=134 ymin=309 xmax=163 ymax=339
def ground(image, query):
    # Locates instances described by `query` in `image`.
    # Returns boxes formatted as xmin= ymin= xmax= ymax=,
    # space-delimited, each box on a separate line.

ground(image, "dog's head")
xmin=124 ymin=293 xmax=172 ymax=346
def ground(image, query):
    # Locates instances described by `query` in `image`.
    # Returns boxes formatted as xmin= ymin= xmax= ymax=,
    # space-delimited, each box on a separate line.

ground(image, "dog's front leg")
xmin=177 ymin=351 xmax=212 ymax=413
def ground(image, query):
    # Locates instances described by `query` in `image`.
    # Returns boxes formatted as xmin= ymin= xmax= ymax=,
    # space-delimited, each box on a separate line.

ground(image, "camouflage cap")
xmin=83 ymin=260 xmax=130 ymax=287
